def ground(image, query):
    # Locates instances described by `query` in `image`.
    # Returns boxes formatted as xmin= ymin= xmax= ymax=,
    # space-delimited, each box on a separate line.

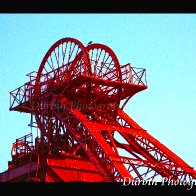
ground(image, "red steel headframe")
xmin=5 ymin=37 xmax=196 ymax=182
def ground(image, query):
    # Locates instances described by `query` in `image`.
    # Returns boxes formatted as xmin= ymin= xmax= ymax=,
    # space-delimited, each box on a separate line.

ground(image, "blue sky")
xmin=0 ymin=14 xmax=195 ymax=173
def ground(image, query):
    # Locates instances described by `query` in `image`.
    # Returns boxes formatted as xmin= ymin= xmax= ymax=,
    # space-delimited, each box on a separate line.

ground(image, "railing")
xmin=12 ymin=133 xmax=34 ymax=157
xmin=10 ymin=62 xmax=147 ymax=110
xmin=9 ymin=61 xmax=83 ymax=110
xmin=121 ymin=63 xmax=147 ymax=86
xmin=10 ymin=80 xmax=36 ymax=110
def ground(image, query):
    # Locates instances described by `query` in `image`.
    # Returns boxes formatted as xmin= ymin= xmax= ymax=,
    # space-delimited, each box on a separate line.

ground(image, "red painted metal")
xmin=1 ymin=37 xmax=196 ymax=182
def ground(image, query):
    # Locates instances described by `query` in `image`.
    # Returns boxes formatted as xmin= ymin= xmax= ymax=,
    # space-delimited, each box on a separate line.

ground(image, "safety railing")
xmin=9 ymin=80 xmax=35 ymax=110
xmin=11 ymin=133 xmax=34 ymax=158
xmin=9 ymin=61 xmax=81 ymax=110
xmin=10 ymin=62 xmax=147 ymax=110
xmin=121 ymin=63 xmax=147 ymax=86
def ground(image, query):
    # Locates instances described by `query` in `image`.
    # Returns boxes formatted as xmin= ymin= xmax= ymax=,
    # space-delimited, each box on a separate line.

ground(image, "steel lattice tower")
xmin=1 ymin=38 xmax=196 ymax=182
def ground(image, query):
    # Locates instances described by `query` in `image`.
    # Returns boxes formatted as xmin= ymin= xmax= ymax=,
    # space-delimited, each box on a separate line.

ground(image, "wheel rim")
xmin=34 ymin=37 xmax=91 ymax=96
xmin=86 ymin=43 xmax=122 ymax=113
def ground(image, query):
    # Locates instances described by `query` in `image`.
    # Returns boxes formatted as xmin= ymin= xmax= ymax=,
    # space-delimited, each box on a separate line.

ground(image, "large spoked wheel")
xmin=34 ymin=37 xmax=91 ymax=96
xmin=86 ymin=43 xmax=122 ymax=114
xmin=32 ymin=38 xmax=91 ymax=160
